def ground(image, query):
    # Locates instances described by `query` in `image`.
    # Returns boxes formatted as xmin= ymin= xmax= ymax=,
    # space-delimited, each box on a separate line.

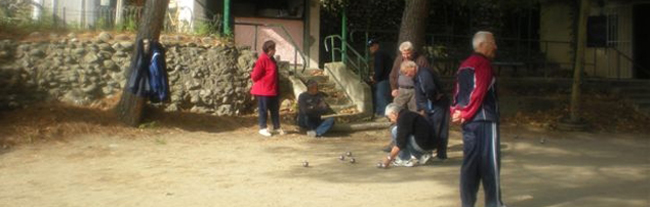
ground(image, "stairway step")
xmin=329 ymin=103 xmax=356 ymax=112
xmin=325 ymin=97 xmax=351 ymax=105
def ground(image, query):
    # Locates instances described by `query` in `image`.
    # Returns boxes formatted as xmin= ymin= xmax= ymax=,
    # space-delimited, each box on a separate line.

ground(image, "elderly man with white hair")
xmin=380 ymin=103 xmax=438 ymax=167
xmin=388 ymin=41 xmax=431 ymax=111
xmin=400 ymin=60 xmax=450 ymax=161
xmin=451 ymin=31 xmax=506 ymax=207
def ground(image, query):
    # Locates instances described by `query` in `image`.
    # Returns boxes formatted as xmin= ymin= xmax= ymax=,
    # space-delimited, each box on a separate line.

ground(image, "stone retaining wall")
xmin=0 ymin=32 xmax=257 ymax=116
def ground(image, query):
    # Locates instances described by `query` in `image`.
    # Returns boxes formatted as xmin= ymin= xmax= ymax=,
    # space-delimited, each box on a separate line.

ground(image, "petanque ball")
xmin=346 ymin=151 xmax=352 ymax=157
xmin=302 ymin=161 xmax=309 ymax=167
xmin=339 ymin=155 xmax=345 ymax=161
xmin=349 ymin=158 xmax=356 ymax=163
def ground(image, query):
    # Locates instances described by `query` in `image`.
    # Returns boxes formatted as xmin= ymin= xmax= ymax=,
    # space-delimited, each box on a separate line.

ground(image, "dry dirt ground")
xmin=0 ymin=104 xmax=649 ymax=207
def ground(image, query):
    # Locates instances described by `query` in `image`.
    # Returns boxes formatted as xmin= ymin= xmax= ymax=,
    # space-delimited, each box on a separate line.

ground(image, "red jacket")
xmin=450 ymin=53 xmax=499 ymax=122
xmin=250 ymin=52 xmax=279 ymax=96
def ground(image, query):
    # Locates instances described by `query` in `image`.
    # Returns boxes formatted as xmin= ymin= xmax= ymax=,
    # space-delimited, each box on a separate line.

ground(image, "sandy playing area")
xmin=0 ymin=117 xmax=648 ymax=207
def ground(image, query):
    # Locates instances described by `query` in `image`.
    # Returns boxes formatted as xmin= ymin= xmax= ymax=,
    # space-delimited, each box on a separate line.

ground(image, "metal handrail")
xmin=323 ymin=34 xmax=370 ymax=82
xmin=234 ymin=22 xmax=307 ymax=74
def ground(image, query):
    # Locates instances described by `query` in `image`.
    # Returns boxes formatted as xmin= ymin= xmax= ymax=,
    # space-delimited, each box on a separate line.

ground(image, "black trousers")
xmin=460 ymin=121 xmax=504 ymax=207
xmin=256 ymin=95 xmax=280 ymax=130
xmin=427 ymin=99 xmax=450 ymax=159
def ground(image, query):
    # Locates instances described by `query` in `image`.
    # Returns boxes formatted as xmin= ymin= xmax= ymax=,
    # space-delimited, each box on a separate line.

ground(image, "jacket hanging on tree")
xmin=147 ymin=41 xmax=170 ymax=103
xmin=126 ymin=39 xmax=170 ymax=103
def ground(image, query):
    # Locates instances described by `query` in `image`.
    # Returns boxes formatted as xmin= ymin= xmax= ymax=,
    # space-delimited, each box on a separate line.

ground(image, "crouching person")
xmin=297 ymin=79 xmax=335 ymax=137
xmin=382 ymin=103 xmax=438 ymax=167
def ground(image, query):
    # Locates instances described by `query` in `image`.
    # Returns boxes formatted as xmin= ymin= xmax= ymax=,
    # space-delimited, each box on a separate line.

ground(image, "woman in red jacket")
xmin=251 ymin=40 xmax=285 ymax=137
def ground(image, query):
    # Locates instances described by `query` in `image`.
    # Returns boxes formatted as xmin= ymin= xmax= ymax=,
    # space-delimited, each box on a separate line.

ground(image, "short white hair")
xmin=400 ymin=60 xmax=417 ymax=73
xmin=472 ymin=31 xmax=493 ymax=50
xmin=399 ymin=41 xmax=413 ymax=52
xmin=384 ymin=103 xmax=403 ymax=117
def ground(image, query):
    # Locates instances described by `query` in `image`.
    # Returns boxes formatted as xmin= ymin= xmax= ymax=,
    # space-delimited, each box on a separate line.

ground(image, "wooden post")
xmin=115 ymin=0 xmax=124 ymax=26
xmin=115 ymin=0 xmax=170 ymax=126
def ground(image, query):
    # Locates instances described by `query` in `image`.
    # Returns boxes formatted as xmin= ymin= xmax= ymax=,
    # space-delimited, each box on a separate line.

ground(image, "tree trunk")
xmin=115 ymin=0 xmax=169 ymax=127
xmin=570 ymin=0 xmax=590 ymax=123
xmin=396 ymin=0 xmax=429 ymax=53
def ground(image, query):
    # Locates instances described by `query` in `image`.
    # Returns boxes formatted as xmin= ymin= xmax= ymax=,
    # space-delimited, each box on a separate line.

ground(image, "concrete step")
xmin=328 ymin=103 xmax=356 ymax=112
xmin=326 ymin=97 xmax=352 ymax=106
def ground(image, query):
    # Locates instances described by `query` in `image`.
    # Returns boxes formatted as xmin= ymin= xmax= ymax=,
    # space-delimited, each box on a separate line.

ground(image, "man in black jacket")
xmin=401 ymin=61 xmax=450 ymax=160
xmin=368 ymin=39 xmax=393 ymax=117
xmin=381 ymin=103 xmax=438 ymax=167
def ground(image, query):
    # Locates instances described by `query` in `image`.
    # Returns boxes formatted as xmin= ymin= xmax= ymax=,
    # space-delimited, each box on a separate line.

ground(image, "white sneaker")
xmin=392 ymin=158 xmax=416 ymax=167
xmin=274 ymin=128 xmax=286 ymax=135
xmin=306 ymin=130 xmax=317 ymax=137
xmin=258 ymin=129 xmax=272 ymax=137
xmin=419 ymin=153 xmax=432 ymax=165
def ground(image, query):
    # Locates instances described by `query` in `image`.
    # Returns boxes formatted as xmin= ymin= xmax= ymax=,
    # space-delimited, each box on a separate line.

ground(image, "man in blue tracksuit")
xmin=451 ymin=31 xmax=506 ymax=207
xmin=401 ymin=61 xmax=450 ymax=160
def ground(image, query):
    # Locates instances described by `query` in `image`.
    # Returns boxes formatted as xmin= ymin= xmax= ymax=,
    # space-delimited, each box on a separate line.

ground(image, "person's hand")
xmin=382 ymin=156 xmax=392 ymax=168
xmin=391 ymin=89 xmax=399 ymax=97
xmin=452 ymin=110 xmax=464 ymax=123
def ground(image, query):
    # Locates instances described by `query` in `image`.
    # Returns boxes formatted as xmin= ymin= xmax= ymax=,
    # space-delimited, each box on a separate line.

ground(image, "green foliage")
xmin=115 ymin=17 xmax=137 ymax=32
xmin=193 ymin=20 xmax=221 ymax=36
xmin=95 ymin=17 xmax=110 ymax=30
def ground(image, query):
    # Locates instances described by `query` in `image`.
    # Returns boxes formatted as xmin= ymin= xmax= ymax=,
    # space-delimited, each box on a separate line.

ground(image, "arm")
xmin=389 ymin=56 xmax=401 ymax=90
xmin=383 ymin=145 xmax=401 ymax=167
xmin=415 ymin=71 xmax=437 ymax=112
xmin=250 ymin=59 xmax=265 ymax=82
xmin=373 ymin=53 xmax=384 ymax=82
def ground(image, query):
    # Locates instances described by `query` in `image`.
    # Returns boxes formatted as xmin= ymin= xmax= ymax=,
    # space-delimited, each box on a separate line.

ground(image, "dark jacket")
xmin=395 ymin=110 xmax=436 ymax=151
xmin=127 ymin=39 xmax=151 ymax=97
xmin=148 ymin=41 xmax=170 ymax=103
xmin=451 ymin=53 xmax=499 ymax=123
xmin=414 ymin=67 xmax=448 ymax=113
xmin=373 ymin=50 xmax=393 ymax=82
xmin=297 ymin=91 xmax=328 ymax=129
xmin=389 ymin=52 xmax=430 ymax=90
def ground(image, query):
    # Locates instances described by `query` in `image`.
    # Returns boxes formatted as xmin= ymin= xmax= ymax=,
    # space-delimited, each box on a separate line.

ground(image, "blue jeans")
xmin=256 ymin=95 xmax=280 ymax=130
xmin=390 ymin=126 xmax=430 ymax=160
xmin=374 ymin=80 xmax=391 ymax=115
xmin=298 ymin=116 xmax=335 ymax=136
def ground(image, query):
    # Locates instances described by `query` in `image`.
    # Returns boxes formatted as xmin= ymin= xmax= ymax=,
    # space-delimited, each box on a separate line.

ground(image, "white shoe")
xmin=306 ymin=130 xmax=317 ymax=137
xmin=419 ymin=153 xmax=432 ymax=165
xmin=274 ymin=128 xmax=286 ymax=135
xmin=258 ymin=129 xmax=272 ymax=137
xmin=392 ymin=158 xmax=416 ymax=167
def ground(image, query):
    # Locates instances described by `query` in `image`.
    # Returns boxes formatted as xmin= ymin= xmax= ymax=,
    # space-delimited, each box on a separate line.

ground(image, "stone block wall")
xmin=0 ymin=32 xmax=257 ymax=116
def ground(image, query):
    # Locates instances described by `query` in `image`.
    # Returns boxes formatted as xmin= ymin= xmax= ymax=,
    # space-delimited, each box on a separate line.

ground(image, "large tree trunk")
xmin=569 ymin=0 xmax=589 ymax=123
xmin=115 ymin=0 xmax=170 ymax=127
xmin=396 ymin=0 xmax=429 ymax=53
